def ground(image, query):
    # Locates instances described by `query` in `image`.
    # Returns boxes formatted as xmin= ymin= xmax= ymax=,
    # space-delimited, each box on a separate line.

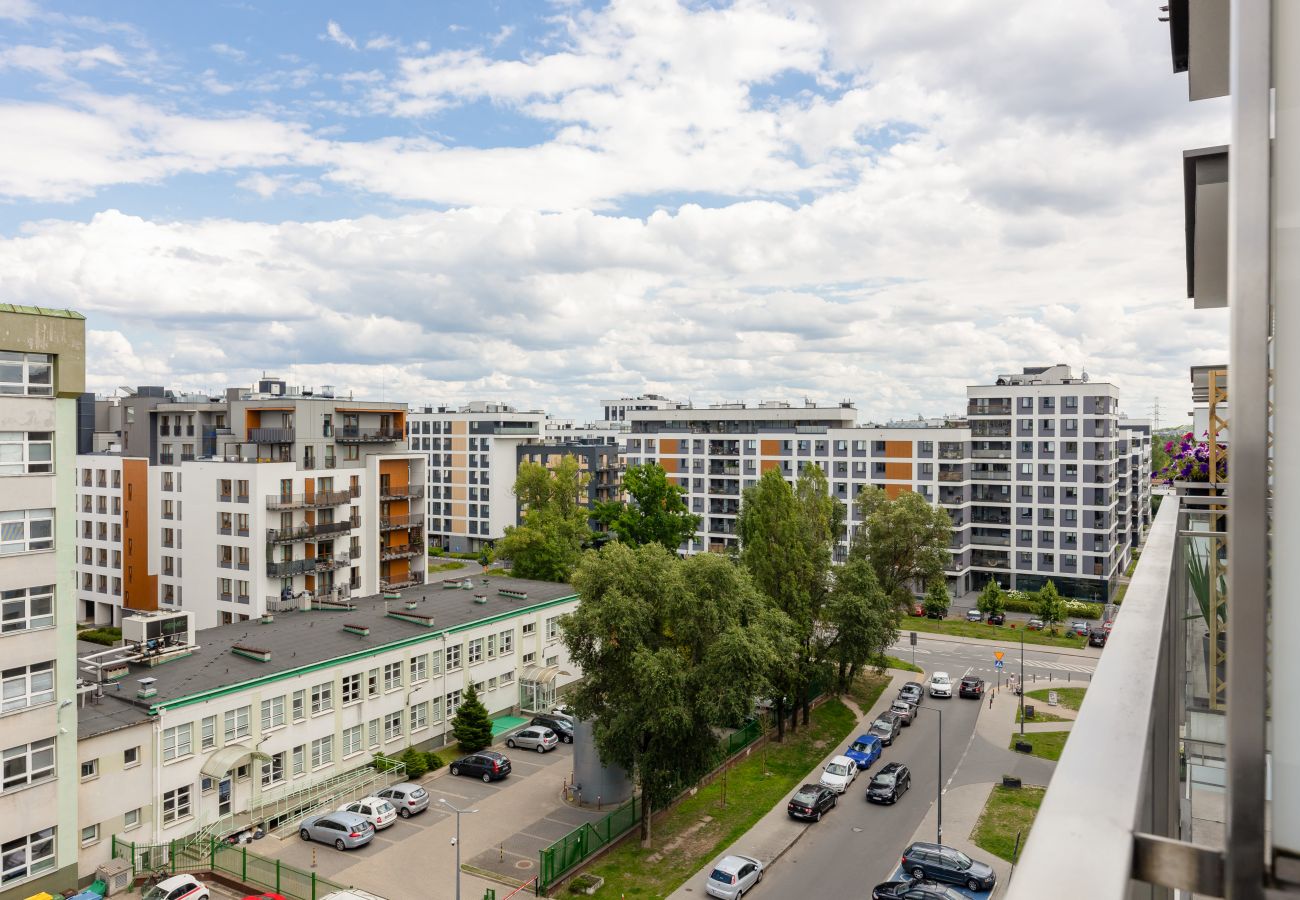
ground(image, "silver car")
xmin=376 ymin=782 xmax=430 ymax=817
xmin=299 ymin=810 xmax=375 ymax=850
xmin=890 ymin=698 xmax=916 ymax=725
xmin=705 ymin=854 xmax=764 ymax=899
xmin=507 ymin=725 xmax=559 ymax=753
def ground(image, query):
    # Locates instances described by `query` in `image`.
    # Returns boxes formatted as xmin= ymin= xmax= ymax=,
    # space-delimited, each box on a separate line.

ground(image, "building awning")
xmin=520 ymin=665 xmax=561 ymax=685
xmin=201 ymin=745 xmax=272 ymax=778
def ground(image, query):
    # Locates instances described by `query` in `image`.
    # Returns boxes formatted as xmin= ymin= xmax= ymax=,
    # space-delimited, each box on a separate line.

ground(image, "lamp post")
xmin=919 ymin=704 xmax=943 ymax=844
xmin=439 ymin=797 xmax=478 ymax=900
xmin=1019 ymin=629 xmax=1026 ymax=736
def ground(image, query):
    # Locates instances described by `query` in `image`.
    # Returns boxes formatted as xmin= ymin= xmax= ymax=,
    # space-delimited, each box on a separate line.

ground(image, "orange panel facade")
xmin=761 ymin=459 xmax=781 ymax=473
xmin=884 ymin=462 xmax=912 ymax=480
xmin=121 ymin=459 xmax=156 ymax=612
xmin=760 ymin=439 xmax=784 ymax=456
xmin=659 ymin=456 xmax=679 ymax=473
xmin=884 ymin=483 xmax=913 ymax=500
xmin=659 ymin=439 xmax=680 ymax=455
xmin=885 ymin=441 xmax=913 ymax=458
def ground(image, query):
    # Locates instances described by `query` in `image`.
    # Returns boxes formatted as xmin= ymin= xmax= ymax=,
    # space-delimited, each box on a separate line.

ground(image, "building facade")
xmin=0 ymin=305 xmax=85 ymax=900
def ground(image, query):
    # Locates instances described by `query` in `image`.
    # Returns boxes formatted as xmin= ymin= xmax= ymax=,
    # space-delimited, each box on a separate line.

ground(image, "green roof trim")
xmin=0 ymin=303 xmax=86 ymax=319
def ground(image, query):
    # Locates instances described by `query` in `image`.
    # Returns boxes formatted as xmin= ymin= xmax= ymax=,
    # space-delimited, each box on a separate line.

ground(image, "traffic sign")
xmin=994 ymin=650 xmax=1004 ymax=661
xmin=910 ymin=632 xmax=917 ymax=647
xmin=994 ymin=659 xmax=1004 ymax=670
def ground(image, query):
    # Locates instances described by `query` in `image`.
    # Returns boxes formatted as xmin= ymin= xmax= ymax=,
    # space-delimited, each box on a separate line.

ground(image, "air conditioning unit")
xmin=96 ymin=858 xmax=132 ymax=895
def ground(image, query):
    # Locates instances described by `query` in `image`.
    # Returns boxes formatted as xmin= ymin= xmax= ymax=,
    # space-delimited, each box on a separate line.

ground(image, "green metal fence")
xmin=725 ymin=717 xmax=761 ymax=755
xmin=111 ymin=835 xmax=353 ymax=900
xmin=537 ymin=795 xmax=641 ymax=894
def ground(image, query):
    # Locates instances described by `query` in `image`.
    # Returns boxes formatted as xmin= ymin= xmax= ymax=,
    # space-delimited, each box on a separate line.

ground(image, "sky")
xmin=0 ymin=0 xmax=1227 ymax=425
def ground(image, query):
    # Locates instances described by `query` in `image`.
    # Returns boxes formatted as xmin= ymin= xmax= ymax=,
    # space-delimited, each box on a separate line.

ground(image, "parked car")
xmin=787 ymin=783 xmax=837 ymax=821
xmin=928 ymin=671 xmax=953 ymax=698
xmin=866 ymin=761 xmax=912 ymax=805
xmin=987 ymin=612 xmax=1006 ymax=626
xmin=449 ymin=750 xmax=512 ymax=782
xmin=143 ymin=875 xmax=209 ymax=900
xmin=844 ymin=733 xmax=883 ymax=770
xmin=868 ymin=712 xmax=903 ymax=746
xmin=531 ymin=713 xmax=575 ymax=743
xmin=926 ymin=607 xmax=945 ymax=620
xmin=375 ymin=782 xmax=430 ymax=818
xmin=1103 ymin=619 xmax=1115 ymax=633
xmin=890 ymin=698 xmax=916 ymax=725
xmin=900 ymin=842 xmax=998 ymax=893
xmin=1026 ymin=618 xmax=1045 ymax=630
xmin=911 ymin=603 xmax=925 ymax=617
xmin=819 ymin=755 xmax=858 ymax=794
xmin=337 ymin=797 xmax=397 ymax=830
xmin=959 ymin=675 xmax=985 ymax=699
xmin=1070 ymin=621 xmax=1089 ymax=636
xmin=241 ymin=894 xmax=287 ymax=900
xmin=507 ymin=726 xmax=560 ymax=753
xmin=705 ymin=854 xmax=764 ymax=900
xmin=298 ymin=811 xmax=375 ymax=851
xmin=1089 ymin=628 xmax=1108 ymax=648
xmin=871 ymin=879 xmax=969 ymax=900
xmin=965 ymin=608 xmax=982 ymax=622
xmin=898 ymin=682 xmax=925 ymax=705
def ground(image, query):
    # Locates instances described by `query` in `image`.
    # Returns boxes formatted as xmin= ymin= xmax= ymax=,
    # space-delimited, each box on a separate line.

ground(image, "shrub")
xmin=1002 ymin=594 xmax=1100 ymax=619
xmin=372 ymin=753 xmax=401 ymax=773
xmin=400 ymin=747 xmax=428 ymax=778
xmin=77 ymin=627 xmax=122 ymax=646
xmin=452 ymin=684 xmax=494 ymax=752
xmin=423 ymin=751 xmax=443 ymax=771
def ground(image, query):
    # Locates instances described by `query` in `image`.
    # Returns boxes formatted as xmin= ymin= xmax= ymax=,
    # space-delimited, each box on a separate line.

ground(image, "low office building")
xmin=73 ymin=575 xmax=579 ymax=855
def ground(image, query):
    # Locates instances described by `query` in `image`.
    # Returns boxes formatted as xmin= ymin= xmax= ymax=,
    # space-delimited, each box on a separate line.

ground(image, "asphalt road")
xmin=889 ymin=633 xmax=1098 ymax=688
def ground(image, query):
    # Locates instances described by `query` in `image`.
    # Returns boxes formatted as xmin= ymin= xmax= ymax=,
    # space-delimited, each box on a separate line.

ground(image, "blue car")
xmin=844 ymin=734 xmax=882 ymax=770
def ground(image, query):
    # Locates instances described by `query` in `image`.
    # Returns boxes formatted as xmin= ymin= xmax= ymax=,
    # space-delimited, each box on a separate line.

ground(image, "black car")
xmin=531 ymin=714 xmax=575 ymax=743
xmin=987 ymin=612 xmax=1005 ymax=626
xmin=866 ymin=762 xmax=911 ymax=804
xmin=1088 ymin=628 xmax=1107 ymax=648
xmin=872 ymin=879 xmax=970 ymax=900
xmin=868 ymin=712 xmax=902 ymax=746
xmin=898 ymin=682 xmax=924 ymax=705
xmin=786 ymin=783 xmax=836 ymax=821
xmin=900 ymin=842 xmax=997 ymax=893
xmin=958 ymin=675 xmax=984 ymax=699
xmin=449 ymin=750 xmax=512 ymax=783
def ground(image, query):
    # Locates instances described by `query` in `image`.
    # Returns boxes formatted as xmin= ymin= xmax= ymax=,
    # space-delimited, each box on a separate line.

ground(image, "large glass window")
xmin=310 ymin=736 xmax=333 ymax=769
xmin=161 ymin=786 xmax=191 ymax=824
xmin=310 ymin=682 xmax=333 ymax=715
xmin=383 ymin=661 xmax=402 ymax=691
xmin=0 ymin=510 xmax=53 ymax=555
xmin=1 ymin=738 xmax=55 ymax=792
xmin=1 ymin=827 xmax=56 ymax=884
xmin=223 ymin=706 xmax=250 ymax=742
xmin=1 ymin=662 xmax=54 ymax=713
xmin=261 ymin=696 xmax=285 ymax=731
xmin=341 ymin=673 xmax=361 ymax=704
xmin=0 ymin=432 xmax=53 ymax=475
xmin=0 ymin=352 xmax=53 ymax=397
xmin=0 ymin=585 xmax=54 ymax=633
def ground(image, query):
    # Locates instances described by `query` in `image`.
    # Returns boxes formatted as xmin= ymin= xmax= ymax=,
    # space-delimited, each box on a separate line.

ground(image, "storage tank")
xmin=570 ymin=718 xmax=633 ymax=806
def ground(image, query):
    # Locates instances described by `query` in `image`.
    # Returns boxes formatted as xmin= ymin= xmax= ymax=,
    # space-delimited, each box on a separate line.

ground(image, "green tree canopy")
xmin=975 ymin=579 xmax=1006 ymax=618
xmin=451 ymin=684 xmax=493 ymax=752
xmin=923 ymin=579 xmax=950 ymax=618
xmin=496 ymin=456 xmax=592 ymax=581
xmin=562 ymin=542 xmax=791 ymax=846
xmin=853 ymin=486 xmax=953 ymax=608
xmin=1036 ymin=580 xmax=1065 ymax=631
xmin=593 ymin=463 xmax=701 ymax=551
xmin=824 ymin=552 xmax=900 ymax=688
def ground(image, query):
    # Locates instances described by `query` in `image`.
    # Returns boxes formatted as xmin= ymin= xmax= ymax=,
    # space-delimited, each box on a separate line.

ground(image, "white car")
xmin=929 ymin=671 xmax=953 ymax=698
xmin=705 ymin=853 xmax=764 ymax=899
xmin=142 ymin=874 xmax=209 ymax=900
xmin=338 ymin=796 xmax=398 ymax=830
xmin=819 ymin=755 xmax=858 ymax=794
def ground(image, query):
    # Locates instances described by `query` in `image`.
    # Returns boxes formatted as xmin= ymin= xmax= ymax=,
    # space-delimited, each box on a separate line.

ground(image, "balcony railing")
xmin=265 ymin=488 xmax=357 ymax=510
xmin=249 ymin=427 xmax=296 ymax=443
xmin=380 ymin=540 xmax=425 ymax=561
xmin=967 ymin=401 xmax=1013 ymax=416
xmin=938 ymin=471 xmax=964 ymax=482
xmin=336 ymin=427 xmax=403 ymax=442
xmin=380 ymin=572 xmax=425 ymax=591
xmin=379 ymin=514 xmax=425 ymax=531
xmin=379 ymin=484 xmax=424 ymax=501
xmin=970 ymin=470 xmax=1011 ymax=481
xmin=971 ymin=448 xmax=1011 ymax=459
xmin=266 ymin=555 xmax=351 ymax=578
xmin=265 ymin=520 xmax=352 ymax=543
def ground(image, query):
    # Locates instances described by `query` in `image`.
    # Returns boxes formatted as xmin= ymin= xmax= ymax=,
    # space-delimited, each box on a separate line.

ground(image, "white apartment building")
xmin=74 ymin=454 xmax=125 ymax=626
xmin=1119 ymin=419 xmax=1154 ymax=551
xmin=408 ymin=403 xmax=546 ymax=554
xmin=71 ymin=576 xmax=579 ymax=870
xmin=0 ymin=305 xmax=84 ymax=900
xmin=599 ymin=394 xmax=681 ymax=424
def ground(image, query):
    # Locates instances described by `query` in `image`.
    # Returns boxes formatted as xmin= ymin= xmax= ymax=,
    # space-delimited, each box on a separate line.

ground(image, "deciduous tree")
xmin=854 ymin=486 xmax=952 ymax=608
xmin=1036 ymin=580 xmax=1065 ymax=632
xmin=975 ymin=579 xmax=1006 ymax=619
xmin=593 ymin=463 xmax=701 ymax=551
xmin=824 ymin=553 xmax=899 ymax=690
xmin=496 ymin=457 xmax=592 ymax=581
xmin=923 ymin=579 xmax=951 ymax=618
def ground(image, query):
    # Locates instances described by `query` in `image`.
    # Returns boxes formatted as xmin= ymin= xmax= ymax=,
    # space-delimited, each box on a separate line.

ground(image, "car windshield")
xmin=793 ymin=789 xmax=817 ymax=802
xmin=949 ymin=850 xmax=973 ymax=869
xmin=892 ymin=702 xmax=909 ymax=710
xmin=873 ymin=773 xmax=896 ymax=786
xmin=142 ymin=887 xmax=170 ymax=900
xmin=709 ymin=869 xmax=735 ymax=884
xmin=933 ymin=675 xmax=949 ymax=684
xmin=872 ymin=718 xmax=891 ymax=730
xmin=826 ymin=763 xmax=849 ymax=776
xmin=850 ymin=741 xmax=871 ymax=752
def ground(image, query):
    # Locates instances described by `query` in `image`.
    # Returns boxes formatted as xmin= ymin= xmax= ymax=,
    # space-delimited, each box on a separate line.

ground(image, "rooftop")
xmin=0 ymin=303 xmax=86 ymax=320
xmin=76 ymin=687 xmax=153 ymax=740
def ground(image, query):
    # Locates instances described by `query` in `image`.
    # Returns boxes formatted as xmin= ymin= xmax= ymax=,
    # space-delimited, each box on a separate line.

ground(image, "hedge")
xmin=1003 ymin=592 xmax=1102 ymax=620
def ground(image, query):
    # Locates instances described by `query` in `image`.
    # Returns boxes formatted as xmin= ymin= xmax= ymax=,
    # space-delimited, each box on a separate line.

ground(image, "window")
xmin=446 ymin=690 xmax=462 ymax=717
xmin=343 ymin=725 xmax=363 ymax=757
xmin=384 ymin=711 xmax=402 ymax=741
xmin=310 ymin=682 xmax=333 ymax=715
xmin=79 ymin=823 xmax=99 ymax=847
xmin=261 ymin=695 xmax=285 ymax=731
xmin=499 ymin=630 xmax=514 ymax=655
xmin=430 ymin=696 xmax=444 ymax=722
xmin=368 ymin=719 xmax=380 ymax=749
xmin=367 ymin=669 xmax=380 ymax=697
xmin=292 ymin=690 xmax=305 ymax=721
xmin=411 ymin=655 xmax=427 ymax=683
xmin=546 ymin=655 xmax=559 ymax=667
xmin=2 ymin=827 xmax=56 ymax=884
xmin=292 ymin=745 xmax=305 ymax=777
xmin=161 ymin=786 xmax=192 ymax=824
xmin=486 ymin=634 xmax=496 ymax=658
xmin=260 ymin=752 xmax=285 ymax=787
xmin=499 ymin=669 xmax=514 ymax=686
xmin=467 ymin=638 xmax=483 ymax=665
xmin=223 ymin=706 xmax=250 ymax=742
xmin=123 ymin=808 xmax=141 ymax=830
xmin=1 ymin=585 xmax=54 ymax=633
xmin=410 ymin=703 xmax=428 ymax=732
xmin=0 ymin=352 xmax=53 ymax=396
xmin=1 ymin=738 xmax=55 ymax=791
xmin=446 ymin=645 xmax=462 ymax=671
xmin=124 ymin=746 xmax=140 ymax=768
xmin=342 ymin=673 xmax=361 ymax=704
xmin=80 ymin=759 xmax=98 ymax=780
xmin=0 ymin=510 xmax=54 ymax=555
xmin=522 ymin=652 xmax=536 ymax=665
xmin=0 ymin=432 xmax=53 ymax=475
xmin=545 ymin=617 xmax=559 ymax=640
xmin=2 ymin=662 xmax=54 ymax=713
xmin=383 ymin=661 xmax=403 ymax=691
xmin=310 ymin=736 xmax=333 ymax=769
xmin=200 ymin=716 xmax=216 ymax=751
xmin=522 ymin=622 xmax=536 ymax=636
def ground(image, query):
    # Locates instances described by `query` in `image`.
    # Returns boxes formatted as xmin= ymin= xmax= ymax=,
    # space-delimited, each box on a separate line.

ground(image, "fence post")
xmin=209 ymin=836 xmax=216 ymax=871
xmin=242 ymin=844 xmax=248 ymax=882
xmin=276 ymin=858 xmax=282 ymax=893
xmin=169 ymin=838 xmax=176 ymax=872
xmin=130 ymin=840 xmax=137 ymax=878
xmin=310 ymin=870 xmax=317 ymax=900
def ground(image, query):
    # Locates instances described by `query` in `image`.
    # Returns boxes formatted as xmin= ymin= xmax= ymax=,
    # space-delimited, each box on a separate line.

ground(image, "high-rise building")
xmin=0 ymin=304 xmax=85 ymax=899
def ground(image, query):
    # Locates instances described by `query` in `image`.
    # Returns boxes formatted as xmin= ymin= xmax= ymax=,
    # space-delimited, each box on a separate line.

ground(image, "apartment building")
xmin=1118 ymin=418 xmax=1154 ymax=550
xmin=0 ymin=305 xmax=85 ymax=900
xmin=73 ymin=454 xmax=156 ymax=626
xmin=517 ymin=437 xmax=623 ymax=530
xmin=71 ymin=576 xmax=579 ymax=870
xmin=407 ymin=403 xmax=546 ymax=554
xmin=600 ymin=393 xmax=681 ymax=424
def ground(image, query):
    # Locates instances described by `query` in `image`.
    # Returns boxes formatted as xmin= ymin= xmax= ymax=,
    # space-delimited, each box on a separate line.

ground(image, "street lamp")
xmin=1019 ymin=629 xmax=1026 ymax=736
xmin=919 ymin=704 xmax=943 ymax=845
xmin=439 ymin=797 xmax=478 ymax=900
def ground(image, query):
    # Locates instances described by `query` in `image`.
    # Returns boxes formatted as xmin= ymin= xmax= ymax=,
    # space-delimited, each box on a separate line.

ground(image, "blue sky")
xmin=0 ymin=0 xmax=1227 ymax=423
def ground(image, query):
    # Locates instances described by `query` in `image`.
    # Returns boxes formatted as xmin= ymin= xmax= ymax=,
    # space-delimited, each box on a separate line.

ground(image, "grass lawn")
xmin=970 ymin=785 xmax=1046 ymax=862
xmin=427 ymin=560 xmax=468 ymax=573
xmin=1113 ymin=582 xmax=1128 ymax=605
xmin=874 ymin=654 xmax=924 ymax=674
xmin=1015 ymin=705 xmax=1068 ymax=724
xmin=1025 ymin=686 xmax=1087 ymax=711
xmin=1008 ymin=730 xmax=1071 ymax=761
xmin=903 ymin=617 xmax=1089 ymax=650
xmin=585 ymin=684 xmax=878 ymax=898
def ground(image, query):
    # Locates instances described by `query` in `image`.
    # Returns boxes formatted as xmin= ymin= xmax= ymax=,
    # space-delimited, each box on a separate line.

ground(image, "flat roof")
xmin=103 ymin=576 xmax=576 ymax=711
xmin=77 ymin=687 xmax=153 ymax=739
xmin=0 ymin=303 xmax=85 ymax=320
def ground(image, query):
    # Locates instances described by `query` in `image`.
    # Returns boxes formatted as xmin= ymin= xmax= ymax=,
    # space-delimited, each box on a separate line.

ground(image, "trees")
xmin=496 ymin=456 xmax=592 ymax=581
xmin=561 ymin=543 xmax=789 ymax=847
xmin=1036 ymin=580 xmax=1065 ymax=632
xmin=853 ymin=486 xmax=953 ymax=609
xmin=451 ymin=684 xmax=493 ymax=752
xmin=593 ymin=463 xmax=701 ymax=551
xmin=824 ymin=552 xmax=899 ymax=690
xmin=923 ymin=579 xmax=951 ymax=619
xmin=975 ymin=579 xmax=1006 ymax=619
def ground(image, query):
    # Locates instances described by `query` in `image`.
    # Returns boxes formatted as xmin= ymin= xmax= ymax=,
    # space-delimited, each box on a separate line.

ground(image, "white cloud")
xmin=489 ymin=25 xmax=515 ymax=47
xmin=210 ymin=42 xmax=247 ymax=62
xmin=0 ymin=0 xmax=37 ymax=21
xmin=323 ymin=20 xmax=357 ymax=51
xmin=0 ymin=43 xmax=125 ymax=79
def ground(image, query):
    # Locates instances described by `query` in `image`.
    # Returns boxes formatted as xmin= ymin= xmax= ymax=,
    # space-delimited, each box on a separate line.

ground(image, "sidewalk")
xmin=664 ymin=668 xmax=918 ymax=900
xmin=899 ymin=630 xmax=1103 ymax=660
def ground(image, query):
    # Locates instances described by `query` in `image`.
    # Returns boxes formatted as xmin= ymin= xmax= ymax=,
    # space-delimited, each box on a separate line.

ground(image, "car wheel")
xmin=450 ymin=765 xmax=460 ymax=776
xmin=911 ymin=867 xmax=926 ymax=880
xmin=967 ymin=879 xmax=982 ymax=892
xmin=483 ymin=772 xmax=493 ymax=782
xmin=537 ymin=744 xmax=546 ymax=753
xmin=831 ymin=795 xmax=837 ymax=808
xmin=335 ymin=839 xmax=346 ymax=851
xmin=814 ymin=810 xmax=822 ymax=822
xmin=300 ymin=829 xmax=311 ymax=841
xmin=399 ymin=807 xmax=411 ymax=818
xmin=757 ymin=870 xmax=763 ymax=883
xmin=507 ymin=739 xmax=516 ymax=748
xmin=563 ymin=734 xmax=573 ymax=744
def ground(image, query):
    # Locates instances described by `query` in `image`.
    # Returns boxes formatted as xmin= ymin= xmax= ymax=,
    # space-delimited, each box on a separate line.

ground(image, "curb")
xmin=901 ymin=631 xmax=1102 ymax=660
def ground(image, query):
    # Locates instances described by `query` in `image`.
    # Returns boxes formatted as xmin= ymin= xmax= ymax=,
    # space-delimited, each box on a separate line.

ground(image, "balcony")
xmin=380 ymin=484 xmax=424 ymax=501
xmin=970 ymin=469 xmax=1011 ymax=481
xmin=380 ymin=513 xmax=425 ymax=531
xmin=336 ymin=427 xmax=403 ymax=443
xmin=971 ymin=424 xmax=1012 ymax=438
xmin=938 ymin=470 xmax=964 ymax=482
xmin=266 ymin=555 xmax=352 ymax=578
xmin=380 ymin=540 xmax=425 ymax=561
xmin=249 ymin=427 xmax=296 ymax=443
xmin=967 ymin=400 xmax=1013 ymax=416
xmin=969 ymin=532 xmax=1011 ymax=547
xmin=380 ymin=572 xmax=425 ymax=591
xmin=971 ymin=448 xmax=1011 ymax=459
xmin=709 ymin=462 xmax=740 ymax=476
xmin=938 ymin=448 xmax=964 ymax=460
xmin=265 ymin=520 xmax=352 ymax=543
xmin=968 ymin=552 xmax=1009 ymax=569
xmin=265 ymin=488 xmax=357 ymax=510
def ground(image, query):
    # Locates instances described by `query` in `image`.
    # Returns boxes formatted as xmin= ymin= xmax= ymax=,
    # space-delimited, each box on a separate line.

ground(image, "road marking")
xmin=961 ymin=666 xmax=973 ymax=678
